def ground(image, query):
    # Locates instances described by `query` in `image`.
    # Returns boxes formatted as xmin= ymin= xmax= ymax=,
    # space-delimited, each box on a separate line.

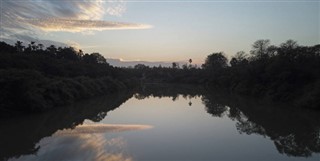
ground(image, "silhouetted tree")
xmin=56 ymin=47 xmax=79 ymax=61
xmin=1 ymin=39 xmax=319 ymax=113
xmin=202 ymin=52 xmax=228 ymax=70
xmin=250 ymin=39 xmax=270 ymax=58
xmin=30 ymin=41 xmax=37 ymax=51
xmin=0 ymin=41 xmax=16 ymax=53
xmin=0 ymin=41 xmax=130 ymax=113
xmin=38 ymin=44 xmax=44 ymax=51
xmin=134 ymin=64 xmax=148 ymax=70
xmin=182 ymin=64 xmax=188 ymax=70
xmin=230 ymin=51 xmax=248 ymax=67
xmin=78 ymin=49 xmax=84 ymax=59
xmin=280 ymin=39 xmax=298 ymax=50
xmin=46 ymin=45 xmax=57 ymax=56
xmin=188 ymin=59 xmax=193 ymax=68
xmin=91 ymin=52 xmax=106 ymax=64
xmin=172 ymin=62 xmax=179 ymax=69
xmin=14 ymin=41 xmax=24 ymax=53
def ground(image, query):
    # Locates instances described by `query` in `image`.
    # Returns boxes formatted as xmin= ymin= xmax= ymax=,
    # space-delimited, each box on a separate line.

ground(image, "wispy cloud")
xmin=54 ymin=124 xmax=153 ymax=135
xmin=9 ymin=123 xmax=152 ymax=161
xmin=10 ymin=134 xmax=133 ymax=161
xmin=0 ymin=0 xmax=151 ymax=44
xmin=1 ymin=0 xmax=105 ymax=35
xmin=106 ymin=0 xmax=127 ymax=16
xmin=24 ymin=18 xmax=152 ymax=32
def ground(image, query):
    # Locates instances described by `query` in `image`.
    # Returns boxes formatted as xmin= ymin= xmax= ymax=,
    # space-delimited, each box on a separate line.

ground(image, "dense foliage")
xmin=201 ymin=90 xmax=320 ymax=157
xmin=0 ymin=41 xmax=133 ymax=112
xmin=0 ymin=39 xmax=319 ymax=113
xmin=202 ymin=40 xmax=320 ymax=110
xmin=118 ymin=39 xmax=320 ymax=109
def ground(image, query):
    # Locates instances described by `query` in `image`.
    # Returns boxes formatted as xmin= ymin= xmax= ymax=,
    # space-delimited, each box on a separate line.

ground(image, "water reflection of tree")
xmin=1 ymin=86 xmax=319 ymax=160
xmin=0 ymin=92 xmax=133 ymax=161
xmin=136 ymin=85 xmax=320 ymax=157
xmin=134 ymin=84 xmax=203 ymax=101
xmin=202 ymin=92 xmax=320 ymax=157
xmin=202 ymin=98 xmax=227 ymax=117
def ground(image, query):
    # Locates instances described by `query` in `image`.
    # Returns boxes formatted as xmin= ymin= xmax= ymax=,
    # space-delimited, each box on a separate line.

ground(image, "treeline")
xmin=202 ymin=40 xmax=320 ymax=110
xmin=0 ymin=39 xmax=319 ymax=112
xmin=0 ymin=91 xmax=133 ymax=160
xmin=0 ymin=41 xmax=135 ymax=113
xmin=202 ymin=90 xmax=320 ymax=157
xmin=122 ymin=64 xmax=206 ymax=84
xmin=133 ymin=85 xmax=320 ymax=157
xmin=120 ymin=40 xmax=319 ymax=109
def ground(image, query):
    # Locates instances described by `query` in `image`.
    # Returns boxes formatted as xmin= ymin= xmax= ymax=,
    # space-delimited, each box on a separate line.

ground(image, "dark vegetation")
xmin=204 ymin=40 xmax=320 ymax=110
xmin=0 ymin=39 xmax=319 ymax=113
xmin=131 ymin=84 xmax=320 ymax=157
xmin=201 ymin=90 xmax=320 ymax=157
xmin=124 ymin=39 xmax=320 ymax=110
xmin=0 ymin=92 xmax=133 ymax=161
xmin=0 ymin=41 xmax=135 ymax=113
xmin=0 ymin=84 xmax=319 ymax=160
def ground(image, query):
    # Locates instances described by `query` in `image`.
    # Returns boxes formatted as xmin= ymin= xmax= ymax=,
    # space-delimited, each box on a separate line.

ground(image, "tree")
xmin=182 ymin=64 xmax=188 ymax=70
xmin=280 ymin=39 xmax=298 ymax=50
xmin=46 ymin=45 xmax=57 ymax=56
xmin=230 ymin=51 xmax=248 ymax=67
xmin=0 ymin=41 xmax=16 ymax=53
xmin=56 ymin=47 xmax=79 ymax=61
xmin=172 ymin=62 xmax=179 ymax=69
xmin=134 ymin=64 xmax=148 ymax=70
xmin=91 ymin=53 xmax=106 ymax=64
xmin=30 ymin=41 xmax=38 ymax=51
xmin=202 ymin=52 xmax=228 ymax=70
xmin=15 ymin=41 xmax=24 ymax=53
xmin=83 ymin=54 xmax=95 ymax=64
xmin=250 ymin=39 xmax=270 ymax=58
xmin=83 ymin=52 xmax=107 ymax=64
xmin=78 ymin=49 xmax=84 ymax=59
xmin=38 ymin=44 xmax=44 ymax=50
xmin=188 ymin=59 xmax=193 ymax=68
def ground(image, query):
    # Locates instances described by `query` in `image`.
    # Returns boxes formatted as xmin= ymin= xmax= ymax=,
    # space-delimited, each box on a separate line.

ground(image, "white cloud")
xmin=24 ymin=18 xmax=152 ymax=32
xmin=1 ymin=0 xmax=105 ymax=34
xmin=9 ymin=134 xmax=133 ymax=161
xmin=54 ymin=123 xmax=153 ymax=136
xmin=0 ymin=0 xmax=151 ymax=44
xmin=8 ymin=124 xmax=153 ymax=161
xmin=106 ymin=0 xmax=127 ymax=16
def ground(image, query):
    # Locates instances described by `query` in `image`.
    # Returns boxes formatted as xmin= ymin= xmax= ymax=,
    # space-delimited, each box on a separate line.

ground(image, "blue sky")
xmin=1 ymin=0 xmax=319 ymax=64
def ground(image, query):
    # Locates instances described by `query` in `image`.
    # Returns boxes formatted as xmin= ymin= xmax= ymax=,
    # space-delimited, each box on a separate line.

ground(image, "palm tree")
xmin=30 ymin=41 xmax=37 ymax=51
xmin=38 ymin=44 xmax=44 ymax=50
xmin=46 ymin=45 xmax=57 ymax=55
xmin=15 ymin=41 xmax=24 ymax=53
xmin=188 ymin=59 xmax=193 ymax=68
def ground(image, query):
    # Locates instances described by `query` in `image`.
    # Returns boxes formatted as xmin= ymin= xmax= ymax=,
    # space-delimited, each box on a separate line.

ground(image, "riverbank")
xmin=0 ymin=42 xmax=139 ymax=114
xmin=0 ymin=69 xmax=130 ymax=114
xmin=0 ymin=40 xmax=319 ymax=114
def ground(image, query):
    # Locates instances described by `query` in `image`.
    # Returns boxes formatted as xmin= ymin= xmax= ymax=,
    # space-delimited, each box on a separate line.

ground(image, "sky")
xmin=0 ymin=0 xmax=319 ymax=64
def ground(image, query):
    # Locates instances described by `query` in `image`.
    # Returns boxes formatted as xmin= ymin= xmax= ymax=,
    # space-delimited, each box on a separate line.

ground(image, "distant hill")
xmin=106 ymin=58 xmax=187 ymax=68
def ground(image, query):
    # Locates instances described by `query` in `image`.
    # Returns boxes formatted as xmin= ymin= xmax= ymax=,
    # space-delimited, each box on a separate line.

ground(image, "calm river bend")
xmin=1 ymin=85 xmax=319 ymax=161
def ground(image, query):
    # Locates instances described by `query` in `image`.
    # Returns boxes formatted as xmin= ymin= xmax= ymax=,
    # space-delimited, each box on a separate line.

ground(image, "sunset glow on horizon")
xmin=1 ymin=0 xmax=319 ymax=64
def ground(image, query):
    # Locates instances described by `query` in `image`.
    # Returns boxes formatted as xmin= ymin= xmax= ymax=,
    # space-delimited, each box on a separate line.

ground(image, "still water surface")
xmin=1 ymin=89 xmax=320 ymax=161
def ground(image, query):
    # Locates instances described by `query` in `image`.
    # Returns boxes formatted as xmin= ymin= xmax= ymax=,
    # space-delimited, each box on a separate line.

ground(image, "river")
xmin=1 ymin=85 xmax=319 ymax=161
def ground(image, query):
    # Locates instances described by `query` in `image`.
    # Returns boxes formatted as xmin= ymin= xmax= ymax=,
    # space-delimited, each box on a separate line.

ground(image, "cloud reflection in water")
xmin=9 ymin=124 xmax=153 ymax=161
xmin=55 ymin=123 xmax=153 ymax=136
